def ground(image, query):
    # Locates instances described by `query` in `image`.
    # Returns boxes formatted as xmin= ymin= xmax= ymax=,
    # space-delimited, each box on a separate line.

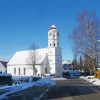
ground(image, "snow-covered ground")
xmin=0 ymin=77 xmax=55 ymax=100
xmin=51 ymin=77 xmax=67 ymax=80
xmin=81 ymin=76 xmax=100 ymax=86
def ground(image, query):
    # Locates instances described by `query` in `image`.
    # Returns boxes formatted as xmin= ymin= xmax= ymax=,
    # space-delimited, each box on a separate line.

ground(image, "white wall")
xmin=48 ymin=47 xmax=62 ymax=76
xmin=7 ymin=65 xmax=41 ymax=76
xmin=7 ymin=63 xmax=50 ymax=77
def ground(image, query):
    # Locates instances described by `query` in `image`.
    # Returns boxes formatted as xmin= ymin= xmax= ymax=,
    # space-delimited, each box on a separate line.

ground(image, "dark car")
xmin=63 ymin=70 xmax=80 ymax=78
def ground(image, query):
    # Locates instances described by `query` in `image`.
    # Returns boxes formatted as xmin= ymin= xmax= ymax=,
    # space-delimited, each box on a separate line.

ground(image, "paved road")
xmin=41 ymin=78 xmax=100 ymax=100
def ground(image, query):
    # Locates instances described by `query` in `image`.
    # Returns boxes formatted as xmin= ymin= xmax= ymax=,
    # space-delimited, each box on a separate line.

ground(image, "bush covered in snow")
xmin=12 ymin=76 xmax=41 ymax=85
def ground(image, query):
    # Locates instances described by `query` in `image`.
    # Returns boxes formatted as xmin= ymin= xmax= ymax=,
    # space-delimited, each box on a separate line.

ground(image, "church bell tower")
xmin=48 ymin=25 xmax=59 ymax=48
xmin=48 ymin=25 xmax=62 ymax=77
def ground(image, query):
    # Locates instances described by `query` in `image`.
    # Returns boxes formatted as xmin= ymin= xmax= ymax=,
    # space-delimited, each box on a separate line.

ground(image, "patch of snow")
xmin=81 ymin=76 xmax=100 ymax=86
xmin=51 ymin=77 xmax=67 ymax=80
xmin=0 ymin=85 xmax=12 ymax=90
xmin=92 ymin=79 xmax=100 ymax=86
xmin=12 ymin=76 xmax=30 ymax=84
xmin=36 ymin=77 xmax=56 ymax=87
xmin=0 ymin=77 xmax=55 ymax=100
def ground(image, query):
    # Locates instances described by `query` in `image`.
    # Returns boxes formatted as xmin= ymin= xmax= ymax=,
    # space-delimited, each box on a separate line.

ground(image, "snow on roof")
xmin=50 ymin=24 xmax=56 ymax=29
xmin=62 ymin=60 xmax=72 ymax=64
xmin=7 ymin=48 xmax=48 ymax=65
xmin=51 ymin=24 xmax=56 ymax=28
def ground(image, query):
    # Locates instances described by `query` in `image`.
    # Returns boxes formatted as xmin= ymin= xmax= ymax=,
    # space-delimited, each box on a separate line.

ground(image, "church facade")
xmin=7 ymin=25 xmax=62 ymax=77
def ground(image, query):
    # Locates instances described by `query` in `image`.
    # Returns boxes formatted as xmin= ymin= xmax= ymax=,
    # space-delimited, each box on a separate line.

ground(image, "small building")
xmin=62 ymin=60 xmax=72 ymax=71
xmin=0 ymin=60 xmax=8 ymax=72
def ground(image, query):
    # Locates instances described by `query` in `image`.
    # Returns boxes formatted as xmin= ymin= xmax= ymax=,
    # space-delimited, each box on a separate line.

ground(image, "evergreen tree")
xmin=79 ymin=55 xmax=83 ymax=71
xmin=72 ymin=57 xmax=79 ymax=70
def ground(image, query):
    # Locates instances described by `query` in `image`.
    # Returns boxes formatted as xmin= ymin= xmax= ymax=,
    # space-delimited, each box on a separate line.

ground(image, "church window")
xmin=50 ymin=51 xmax=52 ymax=54
xmin=50 ymin=44 xmax=52 ymax=46
xmin=23 ymin=68 xmax=26 ymax=75
xmin=50 ymin=59 xmax=52 ymax=62
xmin=49 ymin=32 xmax=52 ymax=36
xmin=19 ymin=68 xmax=21 ymax=75
xmin=45 ymin=68 xmax=48 ymax=73
xmin=14 ymin=68 xmax=16 ymax=74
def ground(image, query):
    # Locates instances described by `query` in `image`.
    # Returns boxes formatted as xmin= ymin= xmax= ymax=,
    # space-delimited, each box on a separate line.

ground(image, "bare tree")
xmin=84 ymin=55 xmax=94 ymax=75
xmin=27 ymin=43 xmax=39 ymax=76
xmin=72 ymin=11 xmax=100 ymax=71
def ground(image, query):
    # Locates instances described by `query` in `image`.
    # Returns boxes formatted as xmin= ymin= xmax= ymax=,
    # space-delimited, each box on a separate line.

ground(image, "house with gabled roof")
xmin=0 ymin=60 xmax=8 ymax=72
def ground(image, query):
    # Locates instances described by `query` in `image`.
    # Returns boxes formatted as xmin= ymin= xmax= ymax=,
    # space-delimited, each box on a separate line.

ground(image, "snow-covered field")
xmin=0 ymin=77 xmax=55 ymax=100
xmin=81 ymin=76 xmax=100 ymax=86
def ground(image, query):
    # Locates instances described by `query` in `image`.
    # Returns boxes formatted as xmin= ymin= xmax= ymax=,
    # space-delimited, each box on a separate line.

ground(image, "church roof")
xmin=7 ymin=48 xmax=48 ymax=65
xmin=50 ymin=24 xmax=56 ymax=29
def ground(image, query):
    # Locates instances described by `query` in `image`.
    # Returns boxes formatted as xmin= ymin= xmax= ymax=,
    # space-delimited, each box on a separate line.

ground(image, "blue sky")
xmin=0 ymin=0 xmax=100 ymax=61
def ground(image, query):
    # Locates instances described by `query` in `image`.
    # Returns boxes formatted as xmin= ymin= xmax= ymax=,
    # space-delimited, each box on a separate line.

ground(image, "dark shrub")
xmin=0 ymin=74 xmax=13 ymax=85
xmin=32 ymin=76 xmax=41 ymax=82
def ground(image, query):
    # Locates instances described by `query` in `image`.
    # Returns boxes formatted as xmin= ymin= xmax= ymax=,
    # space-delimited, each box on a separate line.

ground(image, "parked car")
xmin=63 ymin=70 xmax=80 ymax=78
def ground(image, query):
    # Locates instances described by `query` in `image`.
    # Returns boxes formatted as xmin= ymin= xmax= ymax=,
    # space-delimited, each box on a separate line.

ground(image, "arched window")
xmin=54 ymin=43 xmax=55 ymax=46
xmin=19 ymin=68 xmax=21 ymax=75
xmin=45 ymin=68 xmax=48 ymax=73
xmin=50 ymin=44 xmax=52 ymax=46
xmin=14 ymin=68 xmax=16 ymax=74
xmin=50 ymin=59 xmax=52 ymax=62
xmin=49 ymin=32 xmax=52 ymax=36
xmin=24 ymin=68 xmax=26 ymax=75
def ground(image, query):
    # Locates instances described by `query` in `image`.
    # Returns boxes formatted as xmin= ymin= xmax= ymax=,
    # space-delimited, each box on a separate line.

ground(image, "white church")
xmin=7 ymin=25 xmax=62 ymax=77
